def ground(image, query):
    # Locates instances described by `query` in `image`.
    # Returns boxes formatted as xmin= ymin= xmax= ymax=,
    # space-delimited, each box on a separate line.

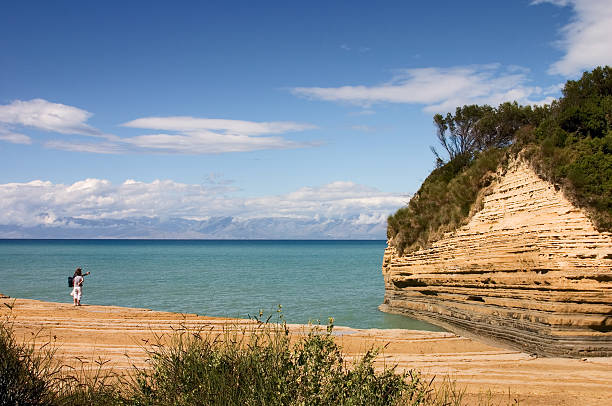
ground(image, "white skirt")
xmin=71 ymin=286 xmax=82 ymax=301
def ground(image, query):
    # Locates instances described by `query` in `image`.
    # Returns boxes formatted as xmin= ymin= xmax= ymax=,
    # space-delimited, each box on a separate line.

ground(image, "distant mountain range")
xmin=0 ymin=215 xmax=387 ymax=239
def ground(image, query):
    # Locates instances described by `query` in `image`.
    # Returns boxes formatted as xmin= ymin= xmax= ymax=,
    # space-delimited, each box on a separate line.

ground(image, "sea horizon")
xmin=0 ymin=239 xmax=442 ymax=332
xmin=0 ymin=238 xmax=387 ymax=241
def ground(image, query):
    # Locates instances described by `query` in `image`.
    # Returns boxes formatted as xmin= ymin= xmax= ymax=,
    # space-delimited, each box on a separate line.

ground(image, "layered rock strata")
xmin=381 ymin=160 xmax=612 ymax=357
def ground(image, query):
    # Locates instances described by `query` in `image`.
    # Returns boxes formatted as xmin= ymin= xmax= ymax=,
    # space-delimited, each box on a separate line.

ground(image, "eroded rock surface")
xmin=381 ymin=160 xmax=612 ymax=357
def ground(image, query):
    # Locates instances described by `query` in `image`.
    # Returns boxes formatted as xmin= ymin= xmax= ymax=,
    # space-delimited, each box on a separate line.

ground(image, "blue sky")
xmin=1 ymin=0 xmax=611 ymax=237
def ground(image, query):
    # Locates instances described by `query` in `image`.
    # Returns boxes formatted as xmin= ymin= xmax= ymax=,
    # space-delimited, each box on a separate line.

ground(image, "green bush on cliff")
xmin=387 ymin=148 xmax=507 ymax=255
xmin=528 ymin=66 xmax=612 ymax=230
xmin=388 ymin=66 xmax=612 ymax=255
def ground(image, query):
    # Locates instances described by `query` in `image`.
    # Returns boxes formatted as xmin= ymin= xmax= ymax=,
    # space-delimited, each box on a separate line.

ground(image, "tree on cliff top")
xmin=389 ymin=66 xmax=612 ymax=255
xmin=432 ymin=105 xmax=491 ymax=164
xmin=431 ymin=102 xmax=543 ymax=166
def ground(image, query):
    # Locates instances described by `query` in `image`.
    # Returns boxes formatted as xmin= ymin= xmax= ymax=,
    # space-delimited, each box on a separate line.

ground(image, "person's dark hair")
xmin=74 ymin=267 xmax=82 ymax=277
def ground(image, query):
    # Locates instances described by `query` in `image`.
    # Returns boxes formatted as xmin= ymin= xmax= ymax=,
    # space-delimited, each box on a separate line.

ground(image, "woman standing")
xmin=70 ymin=267 xmax=90 ymax=306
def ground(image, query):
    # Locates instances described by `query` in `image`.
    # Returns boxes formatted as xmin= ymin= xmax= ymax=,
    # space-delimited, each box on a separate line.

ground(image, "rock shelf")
xmin=381 ymin=160 xmax=612 ymax=357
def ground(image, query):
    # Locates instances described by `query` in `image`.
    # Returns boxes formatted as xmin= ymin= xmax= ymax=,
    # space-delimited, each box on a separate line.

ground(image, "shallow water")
xmin=0 ymin=239 xmax=442 ymax=331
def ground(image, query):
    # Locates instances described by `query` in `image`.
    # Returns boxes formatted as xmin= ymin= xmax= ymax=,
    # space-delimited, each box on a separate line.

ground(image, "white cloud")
xmin=0 ymin=99 xmax=104 ymax=137
xmin=532 ymin=0 xmax=571 ymax=5
xmin=0 ymin=133 xmax=32 ymax=145
xmin=0 ymin=99 xmax=317 ymax=154
xmin=0 ymin=127 xmax=31 ymax=144
xmin=111 ymin=116 xmax=317 ymax=154
xmin=244 ymin=181 xmax=407 ymax=220
xmin=285 ymin=181 xmax=386 ymax=202
xmin=44 ymin=140 xmax=124 ymax=154
xmin=0 ymin=178 xmax=234 ymax=226
xmin=45 ymin=130 xmax=311 ymax=155
xmin=121 ymin=116 xmax=316 ymax=136
xmin=203 ymin=173 xmax=234 ymax=186
xmin=292 ymin=64 xmax=558 ymax=113
xmin=121 ymin=132 xmax=303 ymax=154
xmin=533 ymin=0 xmax=612 ymax=76
xmin=354 ymin=213 xmax=387 ymax=225
xmin=0 ymin=179 xmax=405 ymax=228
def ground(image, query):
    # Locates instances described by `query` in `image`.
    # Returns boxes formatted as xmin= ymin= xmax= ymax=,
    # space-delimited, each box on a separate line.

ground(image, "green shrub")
xmin=526 ymin=133 xmax=612 ymax=230
xmin=54 ymin=357 xmax=125 ymax=406
xmin=130 ymin=320 xmax=416 ymax=405
xmin=1 ymin=311 xmax=126 ymax=406
xmin=0 ymin=317 xmax=60 ymax=406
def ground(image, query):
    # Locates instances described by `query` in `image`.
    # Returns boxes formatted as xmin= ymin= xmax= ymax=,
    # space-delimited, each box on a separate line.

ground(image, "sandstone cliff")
xmin=381 ymin=159 xmax=612 ymax=357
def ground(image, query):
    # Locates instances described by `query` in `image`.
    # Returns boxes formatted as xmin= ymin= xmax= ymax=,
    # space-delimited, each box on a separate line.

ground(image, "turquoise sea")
xmin=0 ymin=240 xmax=441 ymax=331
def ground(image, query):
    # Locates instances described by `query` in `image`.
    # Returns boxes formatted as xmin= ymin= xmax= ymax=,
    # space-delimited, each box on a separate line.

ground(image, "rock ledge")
xmin=381 ymin=160 xmax=612 ymax=357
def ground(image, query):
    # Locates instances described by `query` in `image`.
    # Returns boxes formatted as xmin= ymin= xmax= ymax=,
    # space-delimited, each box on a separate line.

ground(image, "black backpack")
xmin=68 ymin=276 xmax=74 ymax=287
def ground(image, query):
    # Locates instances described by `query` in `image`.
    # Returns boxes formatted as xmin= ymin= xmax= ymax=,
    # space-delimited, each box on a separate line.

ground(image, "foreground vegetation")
xmin=388 ymin=66 xmax=612 ymax=254
xmin=2 ymin=314 xmax=491 ymax=406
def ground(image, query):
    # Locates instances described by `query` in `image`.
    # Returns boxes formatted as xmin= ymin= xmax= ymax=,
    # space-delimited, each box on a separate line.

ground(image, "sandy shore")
xmin=2 ymin=295 xmax=611 ymax=405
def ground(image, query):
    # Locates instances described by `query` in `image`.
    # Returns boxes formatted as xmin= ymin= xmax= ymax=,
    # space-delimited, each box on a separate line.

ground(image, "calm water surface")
xmin=0 ymin=240 xmax=442 ymax=331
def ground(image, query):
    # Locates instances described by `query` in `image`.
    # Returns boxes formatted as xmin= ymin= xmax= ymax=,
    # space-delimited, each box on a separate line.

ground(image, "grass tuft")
xmin=0 ymin=315 xmax=61 ymax=406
